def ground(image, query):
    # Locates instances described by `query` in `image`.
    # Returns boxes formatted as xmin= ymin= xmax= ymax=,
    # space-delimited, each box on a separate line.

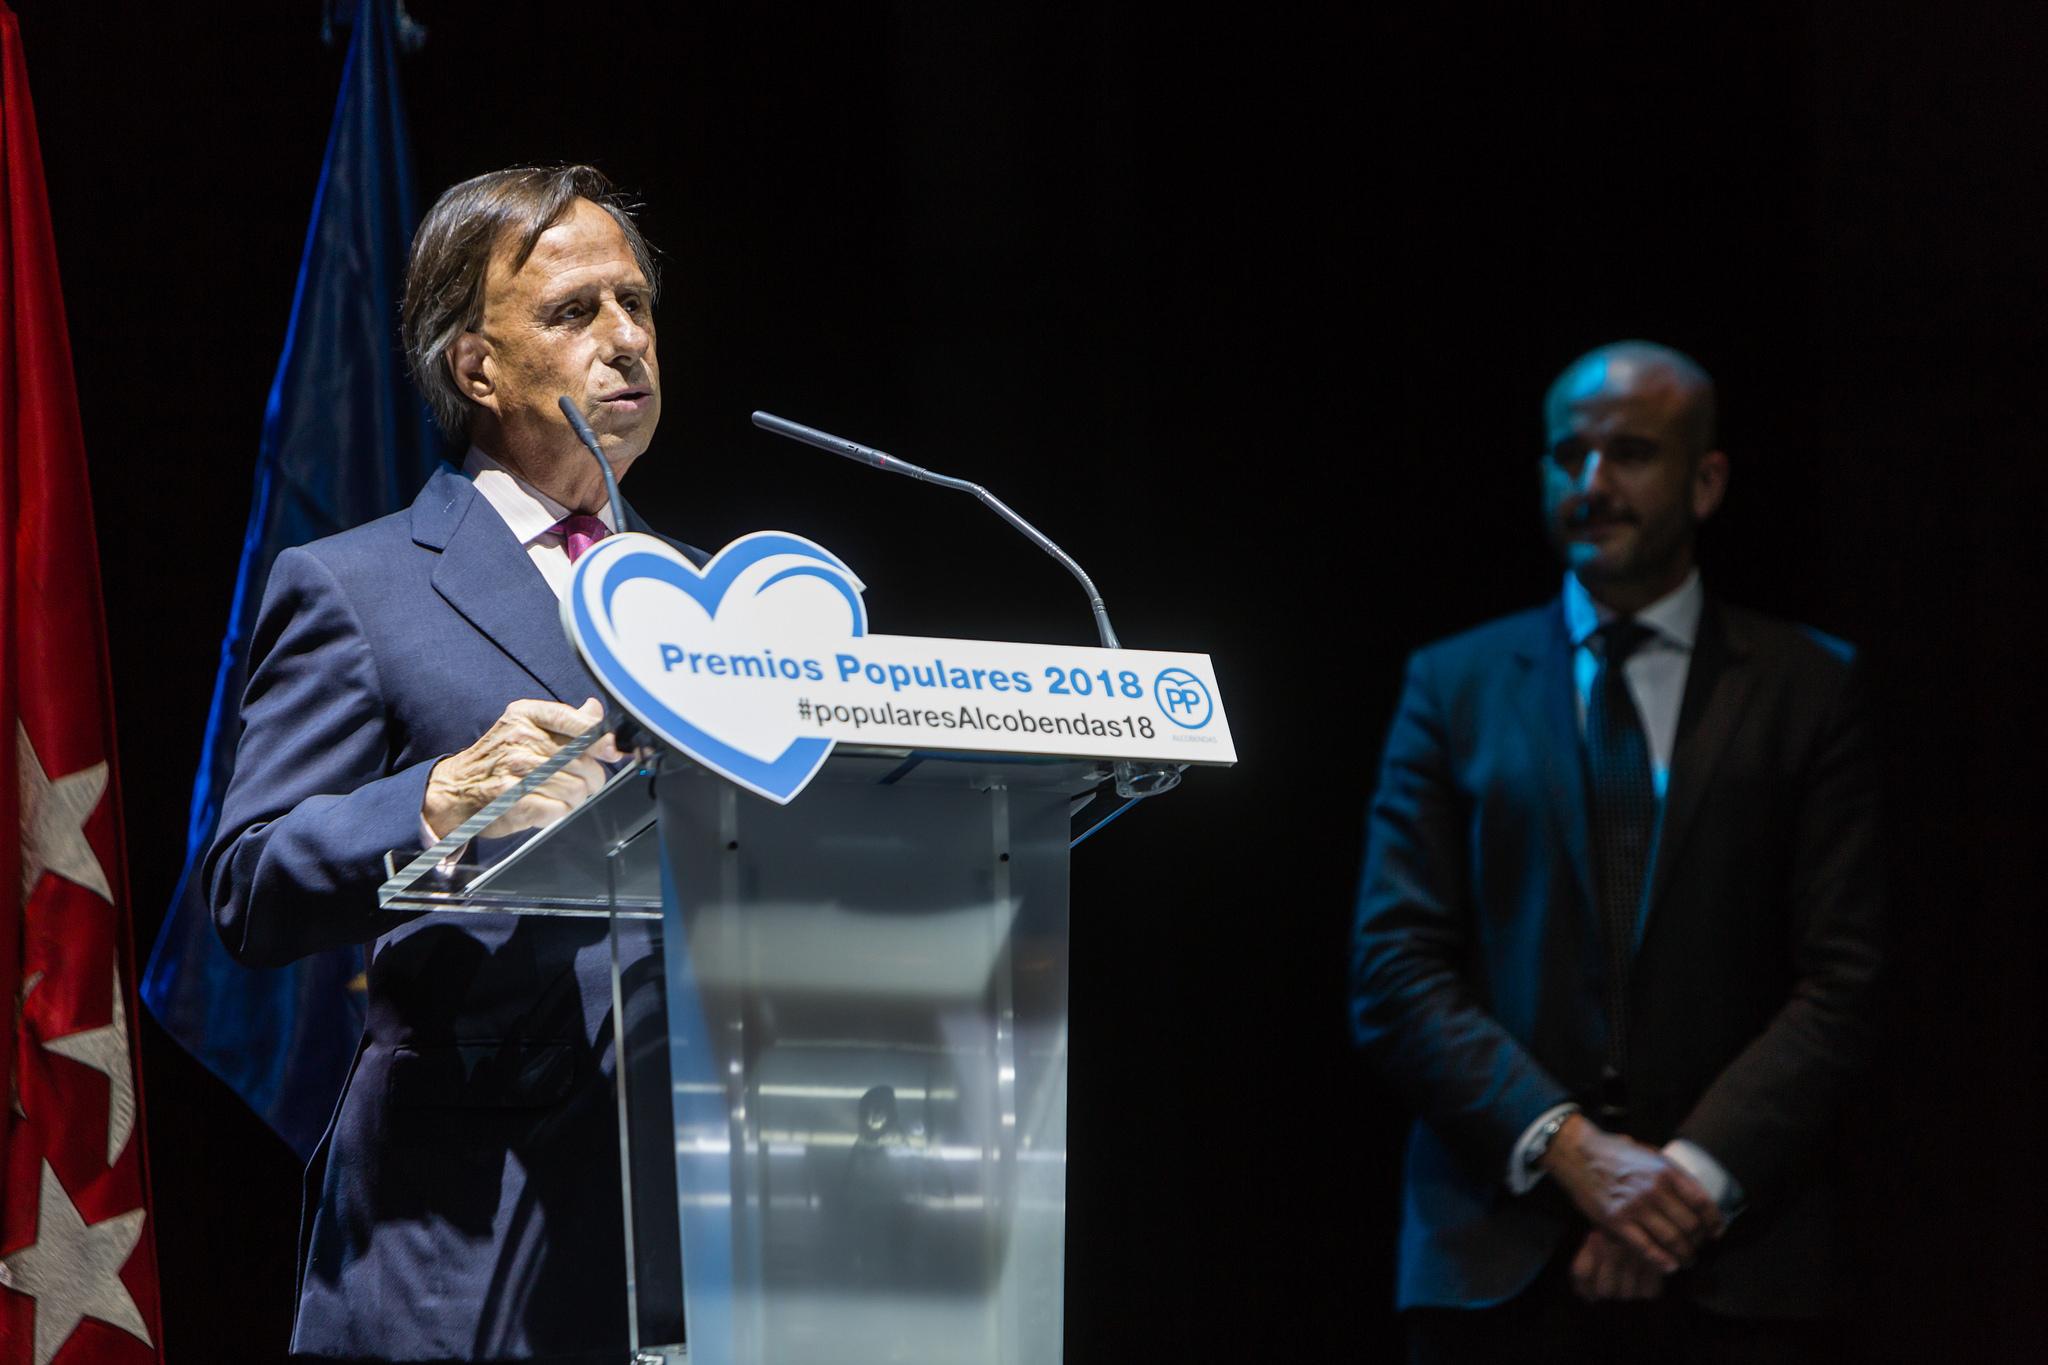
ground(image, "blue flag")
xmin=141 ymin=0 xmax=444 ymax=1159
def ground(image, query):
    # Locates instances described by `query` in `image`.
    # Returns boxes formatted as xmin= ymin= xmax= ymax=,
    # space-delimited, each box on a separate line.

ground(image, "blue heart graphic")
xmin=568 ymin=532 xmax=866 ymax=803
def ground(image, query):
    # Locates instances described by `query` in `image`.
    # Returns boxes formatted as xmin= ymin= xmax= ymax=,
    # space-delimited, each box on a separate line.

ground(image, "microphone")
xmin=557 ymin=395 xmax=635 ymax=534
xmin=556 ymin=395 xmax=654 ymax=756
xmin=750 ymin=411 xmax=1122 ymax=650
xmin=752 ymin=411 xmax=1183 ymax=801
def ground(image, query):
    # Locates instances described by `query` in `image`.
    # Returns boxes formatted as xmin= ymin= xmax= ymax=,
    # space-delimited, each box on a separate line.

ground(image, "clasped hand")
xmin=1539 ymin=1114 xmax=1724 ymax=1301
xmin=424 ymin=697 xmax=622 ymax=840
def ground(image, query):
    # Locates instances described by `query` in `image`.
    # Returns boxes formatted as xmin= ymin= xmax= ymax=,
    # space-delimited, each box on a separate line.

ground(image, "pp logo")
xmin=1153 ymin=667 xmax=1213 ymax=730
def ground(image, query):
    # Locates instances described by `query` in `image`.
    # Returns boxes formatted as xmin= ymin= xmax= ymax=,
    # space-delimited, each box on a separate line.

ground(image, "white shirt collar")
xmin=1562 ymin=567 xmax=1704 ymax=651
xmin=462 ymin=447 xmax=616 ymax=546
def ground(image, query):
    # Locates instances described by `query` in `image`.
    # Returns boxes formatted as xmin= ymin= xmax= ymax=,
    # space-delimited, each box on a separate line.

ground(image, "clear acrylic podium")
xmin=383 ymin=744 xmax=1113 ymax=1365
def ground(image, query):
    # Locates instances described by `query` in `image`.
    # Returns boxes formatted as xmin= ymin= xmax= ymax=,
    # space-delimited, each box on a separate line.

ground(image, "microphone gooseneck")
xmin=557 ymin=395 xmax=633 ymax=534
xmin=556 ymin=395 xmax=652 ymax=753
xmin=751 ymin=411 xmax=1184 ymax=801
xmin=750 ymin=410 xmax=1121 ymax=650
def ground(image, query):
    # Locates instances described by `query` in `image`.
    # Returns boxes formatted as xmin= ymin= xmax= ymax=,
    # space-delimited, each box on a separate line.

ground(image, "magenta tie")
xmin=549 ymin=514 xmax=610 ymax=563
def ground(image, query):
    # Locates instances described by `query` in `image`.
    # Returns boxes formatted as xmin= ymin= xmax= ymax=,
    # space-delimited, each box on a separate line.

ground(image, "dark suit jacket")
xmin=1350 ymin=593 xmax=1882 ymax=1319
xmin=206 ymin=466 xmax=699 ymax=1363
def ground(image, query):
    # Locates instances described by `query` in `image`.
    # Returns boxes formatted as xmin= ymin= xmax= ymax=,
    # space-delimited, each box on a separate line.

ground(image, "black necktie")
xmin=1586 ymin=619 xmax=1657 ymax=1088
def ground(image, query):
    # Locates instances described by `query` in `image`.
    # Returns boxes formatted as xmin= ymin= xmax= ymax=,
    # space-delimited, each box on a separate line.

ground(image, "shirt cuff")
xmin=1664 ymin=1138 xmax=1745 ymax=1216
xmin=1507 ymin=1102 xmax=1581 ymax=1194
xmin=419 ymin=814 xmax=474 ymax=871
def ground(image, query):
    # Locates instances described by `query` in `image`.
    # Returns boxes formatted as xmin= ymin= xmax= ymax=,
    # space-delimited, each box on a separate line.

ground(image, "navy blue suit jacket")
xmin=207 ymin=466 xmax=699 ymax=1362
xmin=1350 ymin=595 xmax=1883 ymax=1319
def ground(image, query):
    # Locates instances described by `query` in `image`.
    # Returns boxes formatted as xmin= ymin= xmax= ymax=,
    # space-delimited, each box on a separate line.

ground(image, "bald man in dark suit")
xmin=1351 ymin=342 xmax=1882 ymax=1364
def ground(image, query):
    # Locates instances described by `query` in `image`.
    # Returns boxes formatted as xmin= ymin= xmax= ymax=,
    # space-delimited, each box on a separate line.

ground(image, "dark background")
xmin=15 ymin=0 xmax=2047 ymax=1359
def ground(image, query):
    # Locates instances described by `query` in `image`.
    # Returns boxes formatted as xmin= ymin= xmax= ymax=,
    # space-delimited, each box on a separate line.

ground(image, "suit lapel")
xmin=1643 ymin=598 xmax=1755 ymax=936
xmin=1512 ymin=601 xmax=1597 ymax=917
xmin=411 ymin=467 xmax=601 ymax=706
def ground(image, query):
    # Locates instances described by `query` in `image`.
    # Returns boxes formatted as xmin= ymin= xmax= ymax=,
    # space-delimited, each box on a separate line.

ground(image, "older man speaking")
xmin=207 ymin=165 xmax=691 ymax=1363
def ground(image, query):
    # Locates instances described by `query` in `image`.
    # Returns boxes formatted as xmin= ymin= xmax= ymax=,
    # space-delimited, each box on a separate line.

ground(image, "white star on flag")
xmin=17 ymin=721 xmax=111 ymax=907
xmin=0 ymin=1160 xmax=152 ymax=1365
xmin=42 ymin=963 xmax=138 ymax=1165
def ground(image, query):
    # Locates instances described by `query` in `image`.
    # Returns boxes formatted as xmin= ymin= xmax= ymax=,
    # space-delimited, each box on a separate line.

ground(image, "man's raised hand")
xmin=423 ymin=696 xmax=622 ymax=839
xmin=1538 ymin=1113 xmax=1723 ymax=1274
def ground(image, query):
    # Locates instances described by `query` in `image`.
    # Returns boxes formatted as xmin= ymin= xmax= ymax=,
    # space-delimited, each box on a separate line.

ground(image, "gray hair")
xmin=401 ymin=165 xmax=660 ymax=438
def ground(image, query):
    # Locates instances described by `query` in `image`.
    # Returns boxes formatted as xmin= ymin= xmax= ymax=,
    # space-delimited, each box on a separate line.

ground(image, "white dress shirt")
xmin=463 ymin=446 xmax=617 ymax=601
xmin=1506 ymin=569 xmax=1742 ymax=1213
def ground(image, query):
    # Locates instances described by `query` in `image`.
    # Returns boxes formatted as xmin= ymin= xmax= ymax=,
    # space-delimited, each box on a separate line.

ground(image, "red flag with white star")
xmin=0 ymin=4 xmax=165 ymax=1362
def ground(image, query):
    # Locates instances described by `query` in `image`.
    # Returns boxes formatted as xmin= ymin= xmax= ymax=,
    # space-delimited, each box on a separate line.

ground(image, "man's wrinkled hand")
xmin=424 ymin=697 xmax=622 ymax=839
xmin=1538 ymin=1113 xmax=1723 ymax=1274
xmin=1570 ymin=1228 xmax=1664 ymax=1302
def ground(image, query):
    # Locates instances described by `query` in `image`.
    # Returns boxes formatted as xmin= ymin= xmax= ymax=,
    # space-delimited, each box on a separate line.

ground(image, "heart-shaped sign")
xmin=563 ymin=531 xmax=868 ymax=803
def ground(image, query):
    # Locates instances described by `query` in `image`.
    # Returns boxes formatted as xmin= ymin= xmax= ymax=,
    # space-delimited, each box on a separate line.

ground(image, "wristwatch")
xmin=1524 ymin=1106 xmax=1579 ymax=1172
